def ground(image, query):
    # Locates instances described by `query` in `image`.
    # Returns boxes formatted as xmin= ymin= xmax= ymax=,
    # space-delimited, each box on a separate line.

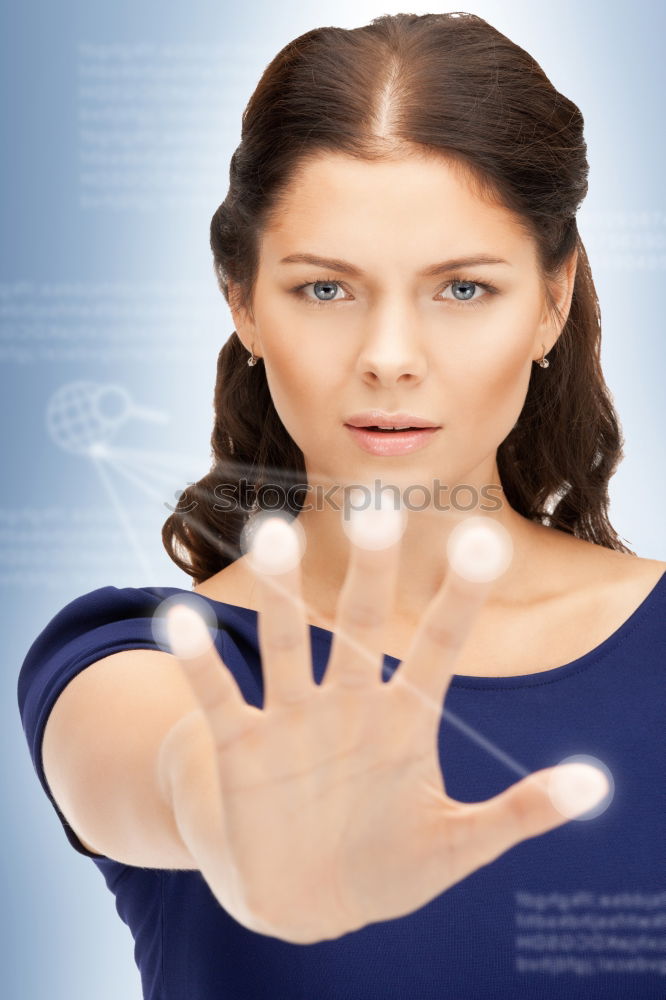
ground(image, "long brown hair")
xmin=162 ymin=11 xmax=634 ymax=585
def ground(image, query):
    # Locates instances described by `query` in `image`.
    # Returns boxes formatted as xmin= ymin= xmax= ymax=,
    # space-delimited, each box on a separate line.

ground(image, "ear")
xmin=534 ymin=248 xmax=578 ymax=360
xmin=227 ymin=279 xmax=262 ymax=360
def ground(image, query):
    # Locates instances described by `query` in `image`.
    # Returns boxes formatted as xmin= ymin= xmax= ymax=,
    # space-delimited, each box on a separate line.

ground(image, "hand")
xmin=164 ymin=511 xmax=608 ymax=945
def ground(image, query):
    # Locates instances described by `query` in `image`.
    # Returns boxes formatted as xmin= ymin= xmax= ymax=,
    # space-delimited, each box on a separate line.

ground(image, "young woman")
xmin=18 ymin=12 xmax=666 ymax=998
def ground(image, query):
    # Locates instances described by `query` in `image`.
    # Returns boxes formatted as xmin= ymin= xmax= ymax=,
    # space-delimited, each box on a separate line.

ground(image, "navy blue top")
xmin=17 ymin=577 xmax=666 ymax=999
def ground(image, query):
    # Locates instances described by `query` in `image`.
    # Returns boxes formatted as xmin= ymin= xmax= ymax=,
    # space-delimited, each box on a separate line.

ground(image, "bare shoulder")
xmin=584 ymin=544 xmax=666 ymax=585
xmin=607 ymin=552 xmax=666 ymax=608
xmin=541 ymin=530 xmax=666 ymax=614
xmin=634 ymin=555 xmax=666 ymax=578
xmin=534 ymin=520 xmax=663 ymax=576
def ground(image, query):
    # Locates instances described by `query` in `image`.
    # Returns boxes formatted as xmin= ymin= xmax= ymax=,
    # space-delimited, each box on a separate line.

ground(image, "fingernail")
xmin=547 ymin=763 xmax=610 ymax=819
xmin=345 ymin=492 xmax=406 ymax=550
xmin=166 ymin=604 xmax=214 ymax=659
xmin=446 ymin=517 xmax=513 ymax=583
xmin=246 ymin=514 xmax=303 ymax=575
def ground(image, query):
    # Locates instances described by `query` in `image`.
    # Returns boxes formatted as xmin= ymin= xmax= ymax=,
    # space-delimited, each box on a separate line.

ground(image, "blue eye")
xmin=290 ymin=275 xmax=498 ymax=308
xmin=439 ymin=277 xmax=499 ymax=307
xmin=293 ymin=279 xmax=349 ymax=305
xmin=446 ymin=280 xmax=479 ymax=302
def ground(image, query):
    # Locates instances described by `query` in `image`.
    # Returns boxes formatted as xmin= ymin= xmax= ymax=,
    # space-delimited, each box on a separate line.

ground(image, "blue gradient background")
xmin=3 ymin=1 xmax=664 ymax=996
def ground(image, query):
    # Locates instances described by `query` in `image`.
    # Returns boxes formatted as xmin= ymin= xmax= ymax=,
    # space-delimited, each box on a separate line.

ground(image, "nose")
xmin=355 ymin=320 xmax=427 ymax=387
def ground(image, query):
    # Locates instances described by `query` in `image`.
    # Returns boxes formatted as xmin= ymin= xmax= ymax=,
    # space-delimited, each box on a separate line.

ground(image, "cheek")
xmin=453 ymin=334 xmax=534 ymax=441
xmin=261 ymin=340 xmax=333 ymax=443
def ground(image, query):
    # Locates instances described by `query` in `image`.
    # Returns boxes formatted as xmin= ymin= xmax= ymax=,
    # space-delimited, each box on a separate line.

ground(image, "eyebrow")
xmin=278 ymin=252 xmax=512 ymax=277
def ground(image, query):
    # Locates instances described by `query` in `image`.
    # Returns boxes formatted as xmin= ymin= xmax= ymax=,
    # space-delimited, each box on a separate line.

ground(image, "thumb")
xmin=461 ymin=763 xmax=609 ymax=868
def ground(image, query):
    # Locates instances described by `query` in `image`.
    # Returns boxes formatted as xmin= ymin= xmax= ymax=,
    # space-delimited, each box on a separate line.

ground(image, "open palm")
xmin=164 ymin=511 xmax=607 ymax=945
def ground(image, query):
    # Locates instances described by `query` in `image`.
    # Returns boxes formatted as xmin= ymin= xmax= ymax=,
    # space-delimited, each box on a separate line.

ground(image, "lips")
xmin=345 ymin=411 xmax=440 ymax=430
xmin=345 ymin=424 xmax=440 ymax=455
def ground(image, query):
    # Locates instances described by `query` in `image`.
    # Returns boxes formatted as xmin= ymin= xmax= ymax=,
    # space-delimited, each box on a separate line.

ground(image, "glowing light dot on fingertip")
xmin=151 ymin=592 xmax=219 ymax=653
xmin=446 ymin=516 xmax=513 ymax=583
xmin=163 ymin=603 xmax=216 ymax=660
xmin=547 ymin=755 xmax=614 ymax=821
xmin=243 ymin=512 xmax=304 ymax=576
xmin=343 ymin=491 xmax=407 ymax=550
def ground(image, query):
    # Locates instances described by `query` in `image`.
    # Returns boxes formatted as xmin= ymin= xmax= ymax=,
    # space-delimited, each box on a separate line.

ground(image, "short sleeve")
xmin=17 ymin=585 xmax=170 ymax=859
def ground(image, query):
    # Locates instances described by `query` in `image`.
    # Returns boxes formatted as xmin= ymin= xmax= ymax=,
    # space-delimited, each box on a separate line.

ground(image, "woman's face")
xmin=231 ymin=152 xmax=576 ymax=496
